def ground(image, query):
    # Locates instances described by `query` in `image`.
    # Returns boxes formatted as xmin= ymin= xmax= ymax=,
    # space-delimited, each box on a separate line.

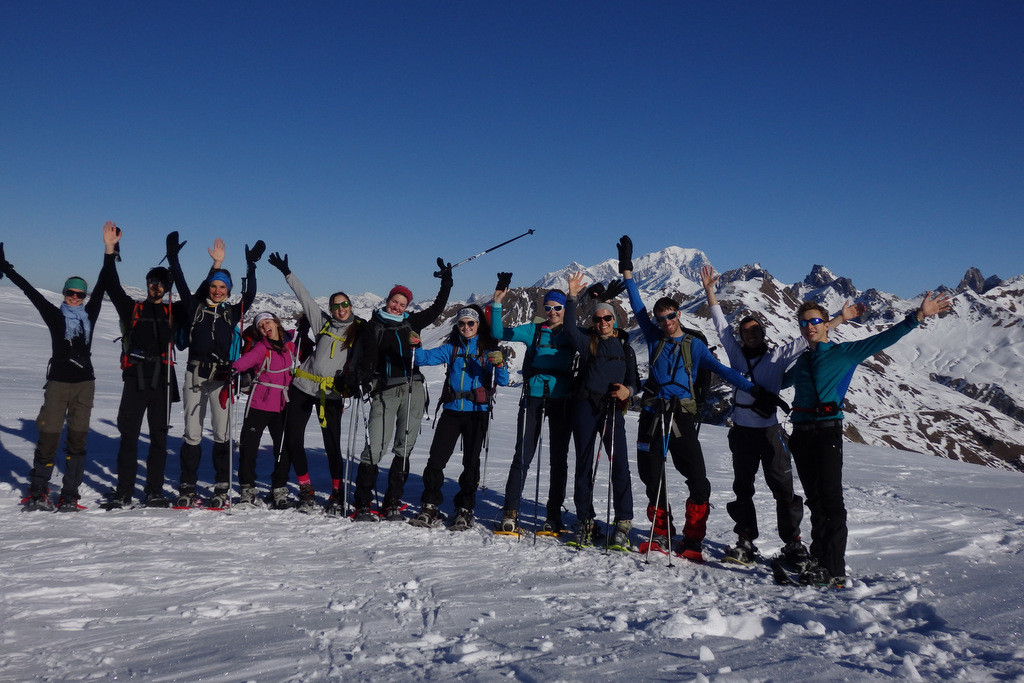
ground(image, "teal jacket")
xmin=783 ymin=312 xmax=920 ymax=423
xmin=490 ymin=303 xmax=574 ymax=400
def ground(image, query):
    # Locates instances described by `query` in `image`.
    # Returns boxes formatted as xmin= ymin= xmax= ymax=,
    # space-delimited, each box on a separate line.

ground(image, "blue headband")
xmin=544 ymin=291 xmax=567 ymax=306
xmin=209 ymin=270 xmax=232 ymax=291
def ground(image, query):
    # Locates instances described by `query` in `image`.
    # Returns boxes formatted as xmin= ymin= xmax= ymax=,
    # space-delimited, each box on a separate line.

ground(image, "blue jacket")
xmin=784 ymin=312 xmax=920 ymax=423
xmin=624 ymin=277 xmax=754 ymax=404
xmin=490 ymin=303 xmax=575 ymax=400
xmin=416 ymin=335 xmax=509 ymax=412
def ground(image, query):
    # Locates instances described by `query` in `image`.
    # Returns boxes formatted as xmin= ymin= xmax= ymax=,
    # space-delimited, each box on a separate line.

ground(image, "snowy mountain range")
xmin=129 ymin=246 xmax=1023 ymax=472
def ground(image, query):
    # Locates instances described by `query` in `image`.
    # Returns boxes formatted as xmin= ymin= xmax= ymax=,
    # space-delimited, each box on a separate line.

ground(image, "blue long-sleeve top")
xmin=562 ymin=297 xmax=641 ymax=401
xmin=415 ymin=335 xmax=509 ymax=412
xmin=783 ymin=312 xmax=920 ymax=423
xmin=624 ymin=276 xmax=755 ymax=404
xmin=490 ymin=302 xmax=575 ymax=399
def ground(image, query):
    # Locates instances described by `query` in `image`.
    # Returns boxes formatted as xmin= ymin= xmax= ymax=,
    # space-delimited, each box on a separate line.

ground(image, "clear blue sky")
xmin=2 ymin=1 xmax=1021 ymax=302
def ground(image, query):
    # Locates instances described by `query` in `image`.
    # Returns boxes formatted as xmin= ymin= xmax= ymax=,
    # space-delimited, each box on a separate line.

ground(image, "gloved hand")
xmin=750 ymin=385 xmax=791 ymax=418
xmin=409 ymin=330 xmax=422 ymax=348
xmin=487 ymin=350 xmax=504 ymax=367
xmin=585 ymin=282 xmax=606 ymax=300
xmin=245 ymin=240 xmax=266 ymax=264
xmin=616 ymin=235 xmax=633 ymax=273
xmin=0 ymin=242 xmax=8 ymax=276
xmin=602 ymin=278 xmax=626 ymax=301
xmin=433 ymin=257 xmax=454 ymax=287
xmin=218 ymin=382 xmax=233 ymax=410
xmin=268 ymin=251 xmax=290 ymax=276
xmin=166 ymin=232 xmax=187 ymax=262
xmin=495 ymin=271 xmax=513 ymax=291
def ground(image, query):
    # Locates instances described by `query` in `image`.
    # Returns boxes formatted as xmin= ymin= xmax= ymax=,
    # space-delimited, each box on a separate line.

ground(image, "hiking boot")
xmin=497 ymin=510 xmax=518 ymax=533
xmin=382 ymin=506 xmax=406 ymax=522
xmin=782 ymin=539 xmax=812 ymax=571
xmin=639 ymin=534 xmax=669 ymax=555
xmin=675 ymin=537 xmax=704 ymax=563
xmin=144 ymin=492 xmax=172 ymax=508
xmin=541 ymin=515 xmax=563 ymax=535
xmin=724 ymin=538 xmax=759 ymax=566
xmin=572 ymin=519 xmax=594 ymax=547
xmin=105 ymin=493 xmax=133 ymax=511
xmin=270 ymin=487 xmax=292 ymax=510
xmin=297 ymin=484 xmax=316 ymax=511
xmin=23 ymin=493 xmax=55 ymax=512
xmin=450 ymin=507 xmax=474 ymax=531
xmin=324 ymin=488 xmax=345 ymax=516
xmin=411 ymin=504 xmax=439 ymax=527
xmin=352 ymin=507 xmax=378 ymax=522
xmin=57 ymin=495 xmax=83 ymax=513
xmin=236 ymin=486 xmax=258 ymax=508
xmin=208 ymin=486 xmax=231 ymax=509
xmin=797 ymin=559 xmax=832 ymax=586
xmin=828 ymin=575 xmax=849 ymax=589
xmin=609 ymin=519 xmax=632 ymax=550
xmin=176 ymin=485 xmax=199 ymax=508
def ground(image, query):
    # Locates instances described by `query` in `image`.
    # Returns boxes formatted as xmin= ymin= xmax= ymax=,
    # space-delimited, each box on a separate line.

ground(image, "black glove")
xmin=585 ymin=282 xmax=606 ymax=300
xmin=245 ymin=240 xmax=266 ymax=264
xmin=603 ymin=278 xmax=626 ymax=301
xmin=268 ymin=251 xmax=290 ymax=276
xmin=616 ymin=235 xmax=633 ymax=273
xmin=0 ymin=242 xmax=8 ymax=276
xmin=166 ymin=231 xmax=187 ymax=261
xmin=114 ymin=227 xmax=122 ymax=262
xmin=433 ymin=257 xmax=453 ymax=287
xmin=750 ymin=385 xmax=791 ymax=418
xmin=496 ymin=271 xmax=512 ymax=291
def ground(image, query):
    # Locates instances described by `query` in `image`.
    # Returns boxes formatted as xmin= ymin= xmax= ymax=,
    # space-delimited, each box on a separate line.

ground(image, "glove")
xmin=487 ymin=350 xmax=504 ymax=367
xmin=218 ymin=383 xmax=232 ymax=410
xmin=114 ymin=227 xmax=122 ymax=262
xmin=495 ymin=271 xmax=512 ymax=291
xmin=166 ymin=232 xmax=187 ymax=261
xmin=409 ymin=330 xmax=421 ymax=348
xmin=602 ymin=278 xmax=626 ymax=301
xmin=245 ymin=240 xmax=266 ymax=264
xmin=268 ymin=251 xmax=290 ymax=276
xmin=433 ymin=257 xmax=454 ymax=287
xmin=616 ymin=235 xmax=633 ymax=273
xmin=0 ymin=242 xmax=8 ymax=276
xmin=585 ymin=282 xmax=606 ymax=300
xmin=750 ymin=385 xmax=791 ymax=419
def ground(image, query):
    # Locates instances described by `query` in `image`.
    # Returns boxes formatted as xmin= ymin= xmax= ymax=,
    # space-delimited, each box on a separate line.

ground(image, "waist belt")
xmin=292 ymin=367 xmax=335 ymax=428
xmin=791 ymin=419 xmax=843 ymax=433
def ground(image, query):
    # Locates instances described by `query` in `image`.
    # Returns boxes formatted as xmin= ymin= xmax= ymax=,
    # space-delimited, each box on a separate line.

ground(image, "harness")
xmin=434 ymin=342 xmax=495 ymax=421
xmin=640 ymin=334 xmax=699 ymax=415
xmin=245 ymin=340 xmax=296 ymax=418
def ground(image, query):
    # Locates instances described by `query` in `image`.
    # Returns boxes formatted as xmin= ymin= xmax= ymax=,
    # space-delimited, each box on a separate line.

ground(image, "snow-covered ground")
xmin=1 ymin=287 xmax=1023 ymax=681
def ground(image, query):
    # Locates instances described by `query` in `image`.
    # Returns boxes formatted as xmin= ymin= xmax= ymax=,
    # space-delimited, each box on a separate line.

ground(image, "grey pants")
xmin=359 ymin=379 xmax=425 ymax=466
xmin=181 ymin=366 xmax=230 ymax=445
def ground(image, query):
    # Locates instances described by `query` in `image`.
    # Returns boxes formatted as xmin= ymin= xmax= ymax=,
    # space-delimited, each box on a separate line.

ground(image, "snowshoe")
xmin=449 ymin=508 xmax=474 ymax=531
xmin=674 ymin=538 xmax=705 ymax=563
xmin=103 ymin=493 xmax=133 ymax=511
xmin=566 ymin=519 xmax=595 ymax=549
xmin=174 ymin=487 xmax=201 ymax=509
xmin=22 ymin=493 xmax=55 ymax=512
xmin=493 ymin=511 xmax=522 ymax=536
xmin=536 ymin=515 xmax=563 ymax=537
xmin=144 ymin=492 xmax=172 ymax=508
xmin=269 ymin=487 xmax=293 ymax=510
xmin=409 ymin=504 xmax=440 ymax=528
xmin=207 ymin=487 xmax=231 ymax=510
xmin=638 ymin=535 xmax=670 ymax=556
xmin=607 ymin=520 xmax=633 ymax=552
xmin=324 ymin=489 xmax=345 ymax=516
xmin=352 ymin=507 xmax=378 ymax=523
xmin=234 ymin=486 xmax=260 ymax=510
xmin=296 ymin=484 xmax=317 ymax=513
xmin=57 ymin=495 xmax=84 ymax=513
xmin=781 ymin=539 xmax=812 ymax=572
xmin=381 ymin=506 xmax=406 ymax=522
xmin=722 ymin=538 xmax=760 ymax=567
xmin=797 ymin=560 xmax=832 ymax=587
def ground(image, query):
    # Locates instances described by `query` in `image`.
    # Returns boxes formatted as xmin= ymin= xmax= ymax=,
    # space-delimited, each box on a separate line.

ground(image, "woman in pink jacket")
xmin=231 ymin=312 xmax=295 ymax=508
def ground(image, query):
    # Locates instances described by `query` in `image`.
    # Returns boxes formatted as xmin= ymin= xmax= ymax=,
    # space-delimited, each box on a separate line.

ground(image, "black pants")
xmin=501 ymin=397 xmax=572 ymax=518
xmin=420 ymin=409 xmax=490 ymax=511
xmin=789 ymin=422 xmax=846 ymax=578
xmin=282 ymin=386 xmax=344 ymax=482
xmin=726 ymin=424 xmax=803 ymax=544
xmin=636 ymin=408 xmax=710 ymax=507
xmin=571 ymin=399 xmax=632 ymax=522
xmin=239 ymin=407 xmax=289 ymax=489
xmin=179 ymin=441 xmax=230 ymax=488
xmin=115 ymin=379 xmax=173 ymax=497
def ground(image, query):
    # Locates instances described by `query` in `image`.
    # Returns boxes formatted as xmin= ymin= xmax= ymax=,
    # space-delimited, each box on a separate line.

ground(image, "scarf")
xmin=61 ymin=302 xmax=91 ymax=343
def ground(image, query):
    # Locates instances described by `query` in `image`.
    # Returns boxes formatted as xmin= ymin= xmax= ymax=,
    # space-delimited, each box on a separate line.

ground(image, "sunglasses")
xmin=64 ymin=289 xmax=86 ymax=300
xmin=799 ymin=317 xmax=825 ymax=328
xmin=330 ymin=301 xmax=351 ymax=310
xmin=146 ymin=277 xmax=167 ymax=287
xmin=654 ymin=311 xmax=678 ymax=322
xmin=593 ymin=314 xmax=614 ymax=323
xmin=457 ymin=320 xmax=477 ymax=327
xmin=544 ymin=305 xmax=564 ymax=312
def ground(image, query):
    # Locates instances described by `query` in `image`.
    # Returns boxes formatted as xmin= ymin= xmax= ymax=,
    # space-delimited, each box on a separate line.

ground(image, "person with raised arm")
xmin=782 ymin=290 xmax=952 ymax=587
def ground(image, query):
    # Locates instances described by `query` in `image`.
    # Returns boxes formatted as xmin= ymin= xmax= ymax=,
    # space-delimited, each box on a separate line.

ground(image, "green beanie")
xmin=63 ymin=276 xmax=88 ymax=292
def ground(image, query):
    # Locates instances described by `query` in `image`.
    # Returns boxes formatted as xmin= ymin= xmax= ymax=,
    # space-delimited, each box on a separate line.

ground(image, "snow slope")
xmin=1 ymin=288 xmax=1023 ymax=681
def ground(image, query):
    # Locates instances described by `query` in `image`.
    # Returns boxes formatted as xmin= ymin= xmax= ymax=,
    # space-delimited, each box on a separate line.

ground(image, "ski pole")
xmin=512 ymin=382 xmax=530 ymax=540
xmin=433 ymin=229 xmax=535 ymax=276
xmin=604 ymin=400 xmax=615 ymax=553
xmin=479 ymin=373 xmax=498 ymax=491
xmin=532 ymin=380 xmax=549 ymax=546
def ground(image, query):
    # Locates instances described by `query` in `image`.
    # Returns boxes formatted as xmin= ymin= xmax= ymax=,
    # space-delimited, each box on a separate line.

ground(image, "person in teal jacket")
xmin=412 ymin=305 xmax=509 ymax=529
xmin=783 ymin=292 xmax=951 ymax=587
xmin=491 ymin=274 xmax=577 ymax=534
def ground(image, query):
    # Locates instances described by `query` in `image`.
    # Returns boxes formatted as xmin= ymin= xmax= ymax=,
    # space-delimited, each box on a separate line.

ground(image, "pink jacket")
xmin=233 ymin=337 xmax=295 ymax=413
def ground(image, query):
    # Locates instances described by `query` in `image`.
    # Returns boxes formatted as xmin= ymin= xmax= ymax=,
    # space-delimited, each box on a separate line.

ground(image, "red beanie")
xmin=388 ymin=284 xmax=413 ymax=303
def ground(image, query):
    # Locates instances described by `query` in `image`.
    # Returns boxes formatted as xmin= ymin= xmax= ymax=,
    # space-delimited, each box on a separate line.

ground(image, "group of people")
xmin=1 ymin=226 xmax=951 ymax=588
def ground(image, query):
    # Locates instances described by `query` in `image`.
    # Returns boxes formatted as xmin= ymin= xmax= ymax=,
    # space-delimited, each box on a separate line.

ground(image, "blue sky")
xmin=2 ymin=1 xmax=1021 ymax=303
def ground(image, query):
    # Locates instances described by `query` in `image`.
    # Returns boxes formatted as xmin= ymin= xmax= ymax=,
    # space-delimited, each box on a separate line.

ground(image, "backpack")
xmin=640 ymin=325 xmax=713 ymax=418
xmin=434 ymin=343 xmax=495 ymax=418
xmin=119 ymin=301 xmax=174 ymax=371
xmin=183 ymin=302 xmax=242 ymax=361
